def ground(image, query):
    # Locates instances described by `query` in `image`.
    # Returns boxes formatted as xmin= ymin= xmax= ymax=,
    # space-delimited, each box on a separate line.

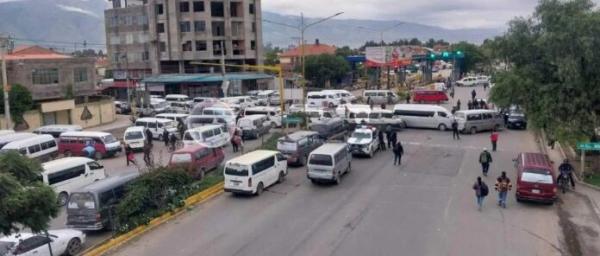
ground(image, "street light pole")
xmin=358 ymin=22 xmax=404 ymax=90
xmin=0 ymin=36 xmax=11 ymax=129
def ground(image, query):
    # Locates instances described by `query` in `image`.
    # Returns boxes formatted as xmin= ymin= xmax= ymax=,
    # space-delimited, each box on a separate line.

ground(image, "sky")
xmin=262 ymin=0 xmax=540 ymax=29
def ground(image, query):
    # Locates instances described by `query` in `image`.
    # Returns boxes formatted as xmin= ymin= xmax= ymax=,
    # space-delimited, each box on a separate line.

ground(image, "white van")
xmin=363 ymin=90 xmax=399 ymax=105
xmin=123 ymin=126 xmax=146 ymax=150
xmin=135 ymin=117 xmax=178 ymax=140
xmin=454 ymin=109 xmax=504 ymax=134
xmin=221 ymin=96 xmax=255 ymax=109
xmin=237 ymin=114 xmax=270 ymax=139
xmin=0 ymin=129 xmax=14 ymax=136
xmin=0 ymin=132 xmax=36 ymax=149
xmin=183 ymin=124 xmax=230 ymax=148
xmin=256 ymin=90 xmax=277 ymax=106
xmin=244 ymin=106 xmax=282 ymax=127
xmin=307 ymin=143 xmax=351 ymax=184
xmin=169 ymin=101 xmax=191 ymax=113
xmin=305 ymin=109 xmax=336 ymax=124
xmin=393 ymin=104 xmax=453 ymax=130
xmin=156 ymin=113 xmax=189 ymax=124
xmin=224 ymin=150 xmax=287 ymax=195
xmin=33 ymin=124 xmax=82 ymax=138
xmin=307 ymin=91 xmax=341 ymax=108
xmin=165 ymin=94 xmax=191 ymax=103
xmin=1 ymin=134 xmax=58 ymax=162
xmin=323 ymin=89 xmax=355 ymax=104
xmin=201 ymin=107 xmax=236 ymax=125
xmin=150 ymin=98 xmax=170 ymax=114
xmin=42 ymin=157 xmax=107 ymax=206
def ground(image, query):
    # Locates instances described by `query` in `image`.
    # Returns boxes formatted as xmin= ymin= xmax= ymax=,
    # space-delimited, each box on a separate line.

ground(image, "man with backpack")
xmin=495 ymin=172 xmax=512 ymax=208
xmin=479 ymin=148 xmax=492 ymax=176
xmin=472 ymin=176 xmax=488 ymax=211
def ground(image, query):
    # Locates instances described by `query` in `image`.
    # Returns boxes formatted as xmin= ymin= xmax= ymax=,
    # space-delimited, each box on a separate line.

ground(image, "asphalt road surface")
xmin=109 ymin=86 xmax=565 ymax=256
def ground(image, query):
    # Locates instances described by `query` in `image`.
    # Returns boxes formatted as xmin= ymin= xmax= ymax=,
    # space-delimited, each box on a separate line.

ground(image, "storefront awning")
xmin=142 ymin=72 xmax=274 ymax=84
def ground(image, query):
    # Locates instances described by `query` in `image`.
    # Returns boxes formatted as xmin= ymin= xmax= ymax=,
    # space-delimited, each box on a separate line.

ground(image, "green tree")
xmin=0 ymin=84 xmax=34 ymax=126
xmin=263 ymin=44 xmax=282 ymax=66
xmin=489 ymin=0 xmax=600 ymax=142
xmin=300 ymin=54 xmax=350 ymax=87
xmin=335 ymin=46 xmax=358 ymax=58
xmin=0 ymin=151 xmax=58 ymax=235
xmin=450 ymin=41 xmax=486 ymax=74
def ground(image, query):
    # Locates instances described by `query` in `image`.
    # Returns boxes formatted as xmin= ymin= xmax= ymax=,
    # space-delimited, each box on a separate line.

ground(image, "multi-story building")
xmin=105 ymin=0 xmax=263 ymax=75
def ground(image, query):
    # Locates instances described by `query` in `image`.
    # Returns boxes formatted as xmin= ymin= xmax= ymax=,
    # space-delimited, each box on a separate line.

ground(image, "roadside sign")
xmin=577 ymin=142 xmax=600 ymax=151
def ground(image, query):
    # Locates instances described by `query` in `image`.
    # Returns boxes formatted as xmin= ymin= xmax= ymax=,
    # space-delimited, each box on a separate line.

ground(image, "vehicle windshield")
xmin=225 ymin=166 xmax=249 ymax=176
xmin=454 ymin=113 xmax=466 ymax=119
xmin=0 ymin=241 xmax=15 ymax=255
xmin=184 ymin=131 xmax=203 ymax=141
xmin=67 ymin=192 xmax=96 ymax=209
xmin=125 ymin=131 xmax=144 ymax=140
xmin=309 ymin=154 xmax=333 ymax=166
xmin=102 ymin=135 xmax=117 ymax=144
xmin=307 ymin=112 xmax=321 ymax=118
xmin=522 ymin=169 xmax=553 ymax=184
xmin=355 ymin=112 xmax=369 ymax=118
xmin=171 ymin=153 xmax=192 ymax=164
xmin=352 ymin=132 xmax=371 ymax=139
xmin=238 ymin=119 xmax=254 ymax=127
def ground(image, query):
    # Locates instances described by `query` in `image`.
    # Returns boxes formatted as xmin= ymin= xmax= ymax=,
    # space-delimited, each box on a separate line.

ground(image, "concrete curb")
xmin=82 ymin=181 xmax=224 ymax=256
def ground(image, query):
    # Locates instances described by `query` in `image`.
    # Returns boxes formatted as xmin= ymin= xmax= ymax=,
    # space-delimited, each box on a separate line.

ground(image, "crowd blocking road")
xmin=101 ymin=86 xmax=565 ymax=256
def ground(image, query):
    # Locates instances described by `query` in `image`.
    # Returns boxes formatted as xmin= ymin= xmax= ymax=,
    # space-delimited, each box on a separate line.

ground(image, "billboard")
xmin=365 ymin=46 xmax=417 ymax=68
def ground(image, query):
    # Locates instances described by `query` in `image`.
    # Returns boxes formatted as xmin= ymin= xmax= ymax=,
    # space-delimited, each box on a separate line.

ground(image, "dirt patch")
xmin=557 ymin=199 xmax=583 ymax=256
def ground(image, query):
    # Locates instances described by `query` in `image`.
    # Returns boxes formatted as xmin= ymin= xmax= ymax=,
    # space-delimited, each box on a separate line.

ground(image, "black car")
xmin=506 ymin=112 xmax=527 ymax=129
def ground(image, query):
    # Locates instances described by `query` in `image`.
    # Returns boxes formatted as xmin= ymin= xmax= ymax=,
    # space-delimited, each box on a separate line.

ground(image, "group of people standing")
xmin=376 ymin=127 xmax=405 ymax=166
xmin=473 ymin=148 xmax=512 ymax=211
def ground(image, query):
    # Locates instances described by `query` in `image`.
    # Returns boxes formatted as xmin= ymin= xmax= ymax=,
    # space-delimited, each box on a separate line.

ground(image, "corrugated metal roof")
xmin=142 ymin=73 xmax=274 ymax=84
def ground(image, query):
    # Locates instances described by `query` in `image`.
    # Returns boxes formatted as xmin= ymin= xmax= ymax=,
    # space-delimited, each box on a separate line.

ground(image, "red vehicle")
xmin=168 ymin=144 xmax=225 ymax=179
xmin=58 ymin=131 xmax=122 ymax=159
xmin=412 ymin=90 xmax=448 ymax=104
xmin=514 ymin=152 xmax=557 ymax=204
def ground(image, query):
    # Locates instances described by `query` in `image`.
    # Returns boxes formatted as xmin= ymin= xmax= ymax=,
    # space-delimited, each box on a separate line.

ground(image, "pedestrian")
xmin=472 ymin=176 xmax=489 ymax=211
xmin=386 ymin=126 xmax=393 ymax=148
xmin=369 ymin=99 xmax=374 ymax=110
xmin=162 ymin=129 xmax=169 ymax=147
xmin=390 ymin=130 xmax=398 ymax=147
xmin=490 ymin=130 xmax=499 ymax=151
xmin=126 ymin=145 xmax=137 ymax=166
xmin=145 ymin=128 xmax=153 ymax=146
xmin=405 ymin=93 xmax=410 ymax=104
xmin=452 ymin=118 xmax=460 ymax=140
xmin=345 ymin=105 xmax=349 ymax=118
xmin=387 ymin=93 xmax=393 ymax=105
xmin=177 ymin=119 xmax=186 ymax=138
xmin=378 ymin=130 xmax=386 ymax=151
xmin=495 ymin=172 xmax=512 ymax=208
xmin=471 ymin=89 xmax=476 ymax=101
xmin=467 ymin=100 xmax=473 ymax=110
xmin=143 ymin=142 xmax=152 ymax=167
xmin=479 ymin=148 xmax=492 ymax=176
xmin=366 ymin=96 xmax=371 ymax=105
xmin=456 ymin=99 xmax=461 ymax=110
xmin=393 ymin=141 xmax=404 ymax=165
xmin=449 ymin=88 xmax=455 ymax=99
xmin=169 ymin=132 xmax=177 ymax=151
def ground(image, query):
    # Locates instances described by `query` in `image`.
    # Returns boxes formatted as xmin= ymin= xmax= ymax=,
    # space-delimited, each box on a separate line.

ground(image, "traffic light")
xmin=455 ymin=50 xmax=463 ymax=57
xmin=442 ymin=51 xmax=450 ymax=58
xmin=429 ymin=53 xmax=436 ymax=60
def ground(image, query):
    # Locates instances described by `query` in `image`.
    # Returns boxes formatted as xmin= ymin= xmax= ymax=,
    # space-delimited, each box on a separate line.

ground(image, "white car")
xmin=347 ymin=126 xmax=380 ymax=158
xmin=0 ymin=229 xmax=85 ymax=256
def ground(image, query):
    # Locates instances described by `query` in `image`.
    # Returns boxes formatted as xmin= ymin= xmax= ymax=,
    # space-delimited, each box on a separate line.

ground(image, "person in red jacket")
xmin=490 ymin=130 xmax=499 ymax=151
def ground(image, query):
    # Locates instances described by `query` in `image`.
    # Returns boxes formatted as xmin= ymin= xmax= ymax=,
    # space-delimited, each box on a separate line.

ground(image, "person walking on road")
xmin=143 ymin=142 xmax=153 ymax=167
xmin=386 ymin=126 xmax=393 ymax=148
xmin=405 ymin=93 xmax=410 ymax=104
xmin=479 ymin=148 xmax=492 ymax=176
xmin=472 ymin=176 xmax=488 ymax=211
xmin=490 ymin=130 xmax=499 ymax=151
xmin=378 ymin=130 xmax=386 ymax=151
xmin=452 ymin=119 xmax=460 ymax=140
xmin=450 ymin=88 xmax=455 ymax=99
xmin=169 ymin=132 xmax=177 ymax=151
xmin=456 ymin=99 xmax=461 ymax=110
xmin=390 ymin=130 xmax=398 ymax=147
xmin=471 ymin=89 xmax=476 ymax=101
xmin=145 ymin=128 xmax=153 ymax=146
xmin=495 ymin=172 xmax=512 ymax=208
xmin=162 ymin=129 xmax=169 ymax=147
xmin=393 ymin=141 xmax=404 ymax=166
xmin=467 ymin=100 xmax=473 ymax=110
xmin=126 ymin=145 xmax=137 ymax=166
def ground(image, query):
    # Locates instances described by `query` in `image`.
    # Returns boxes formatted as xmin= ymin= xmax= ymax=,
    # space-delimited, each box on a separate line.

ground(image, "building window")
xmin=156 ymin=4 xmax=164 ymax=15
xmin=157 ymin=23 xmax=165 ymax=33
xmin=230 ymin=2 xmax=242 ymax=17
xmin=32 ymin=69 xmax=59 ymax=85
xmin=210 ymin=1 xmax=224 ymax=17
xmin=249 ymin=3 xmax=255 ymax=14
xmin=193 ymin=1 xmax=204 ymax=12
xmin=142 ymin=51 xmax=149 ymax=61
xmin=74 ymin=68 xmax=88 ymax=83
xmin=252 ymin=22 xmax=256 ymax=33
xmin=195 ymin=40 xmax=207 ymax=51
xmin=159 ymin=42 xmax=166 ymax=52
xmin=182 ymin=41 xmax=192 ymax=51
xmin=232 ymin=21 xmax=243 ymax=36
xmin=180 ymin=1 xmax=190 ymax=12
xmin=180 ymin=21 xmax=191 ymax=32
xmin=211 ymin=21 xmax=225 ymax=36
xmin=111 ymin=16 xmax=119 ymax=27
xmin=110 ymin=35 xmax=120 ymax=45
xmin=251 ymin=40 xmax=256 ymax=50
xmin=194 ymin=21 xmax=206 ymax=32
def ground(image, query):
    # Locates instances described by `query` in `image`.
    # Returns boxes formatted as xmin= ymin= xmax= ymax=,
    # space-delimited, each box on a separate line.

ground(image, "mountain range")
xmin=0 ymin=0 xmax=502 ymax=51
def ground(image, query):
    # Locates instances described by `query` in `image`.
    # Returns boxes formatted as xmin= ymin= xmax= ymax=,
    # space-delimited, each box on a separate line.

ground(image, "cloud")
xmin=262 ymin=0 xmax=539 ymax=29
xmin=57 ymin=4 xmax=99 ymax=18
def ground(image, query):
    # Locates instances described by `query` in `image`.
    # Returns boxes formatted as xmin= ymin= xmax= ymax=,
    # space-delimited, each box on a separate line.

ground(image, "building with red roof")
xmin=279 ymin=39 xmax=336 ymax=72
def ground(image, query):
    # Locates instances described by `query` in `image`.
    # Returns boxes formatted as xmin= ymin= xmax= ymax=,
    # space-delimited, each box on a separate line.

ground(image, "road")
xmin=109 ymin=86 xmax=565 ymax=256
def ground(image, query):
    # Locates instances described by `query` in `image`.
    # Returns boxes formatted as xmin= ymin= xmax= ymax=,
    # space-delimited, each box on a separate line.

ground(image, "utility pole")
xmin=0 ymin=35 xmax=12 ymax=129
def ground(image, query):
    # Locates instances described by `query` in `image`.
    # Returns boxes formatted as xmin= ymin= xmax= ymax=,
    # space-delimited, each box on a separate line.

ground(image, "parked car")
xmin=0 ymin=132 xmax=36 ymax=149
xmin=169 ymin=145 xmax=224 ymax=179
xmin=223 ymin=150 xmax=287 ymax=196
xmin=277 ymin=130 xmax=323 ymax=166
xmin=506 ymin=111 xmax=527 ymax=129
xmin=514 ymin=152 xmax=557 ymax=204
xmin=456 ymin=76 xmax=478 ymax=87
xmin=33 ymin=124 xmax=82 ymax=138
xmin=114 ymin=100 xmax=131 ymax=114
xmin=183 ymin=124 xmax=230 ymax=148
xmin=134 ymin=117 xmax=179 ymax=140
xmin=347 ymin=126 xmax=379 ymax=157
xmin=0 ymin=229 xmax=86 ymax=256
xmin=412 ymin=90 xmax=448 ymax=104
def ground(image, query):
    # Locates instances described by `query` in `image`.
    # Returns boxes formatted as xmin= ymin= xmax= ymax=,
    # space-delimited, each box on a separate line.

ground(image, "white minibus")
xmin=135 ymin=117 xmax=178 ymax=140
xmin=183 ymin=124 xmax=230 ymax=148
xmin=1 ymin=134 xmax=58 ymax=162
xmin=244 ymin=106 xmax=282 ymax=127
xmin=123 ymin=126 xmax=146 ymax=150
xmin=0 ymin=132 xmax=36 ymax=149
xmin=307 ymin=143 xmax=351 ymax=184
xmin=363 ymin=90 xmax=399 ymax=105
xmin=393 ymin=104 xmax=453 ymax=130
xmin=224 ymin=150 xmax=287 ymax=195
xmin=306 ymin=91 xmax=341 ymax=108
xmin=42 ymin=157 xmax=107 ymax=206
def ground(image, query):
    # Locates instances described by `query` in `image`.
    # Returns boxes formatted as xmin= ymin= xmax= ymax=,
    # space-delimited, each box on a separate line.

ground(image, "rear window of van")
xmin=309 ymin=154 xmax=333 ymax=166
xmin=521 ymin=169 xmax=553 ymax=184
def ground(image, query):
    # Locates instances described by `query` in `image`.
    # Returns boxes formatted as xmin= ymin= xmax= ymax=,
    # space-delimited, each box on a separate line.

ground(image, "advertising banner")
xmin=365 ymin=46 xmax=415 ymax=68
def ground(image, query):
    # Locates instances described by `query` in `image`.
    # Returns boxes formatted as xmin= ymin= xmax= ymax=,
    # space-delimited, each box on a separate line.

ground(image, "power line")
xmin=10 ymin=37 xmax=106 ymax=46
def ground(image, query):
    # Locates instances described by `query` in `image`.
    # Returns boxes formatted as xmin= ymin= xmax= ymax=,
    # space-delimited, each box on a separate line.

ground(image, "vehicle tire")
xmin=57 ymin=192 xmax=69 ymax=206
xmin=334 ymin=171 xmax=341 ymax=185
xmin=255 ymin=182 xmax=264 ymax=196
xmin=65 ymin=238 xmax=82 ymax=256
xmin=196 ymin=168 xmax=206 ymax=180
xmin=310 ymin=179 xmax=318 ymax=185
xmin=438 ymin=124 xmax=447 ymax=131
xmin=94 ymin=151 xmax=103 ymax=160
xmin=63 ymin=150 xmax=72 ymax=157
xmin=278 ymin=171 xmax=285 ymax=183
xmin=516 ymin=197 xmax=522 ymax=203
xmin=470 ymin=127 xmax=477 ymax=135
